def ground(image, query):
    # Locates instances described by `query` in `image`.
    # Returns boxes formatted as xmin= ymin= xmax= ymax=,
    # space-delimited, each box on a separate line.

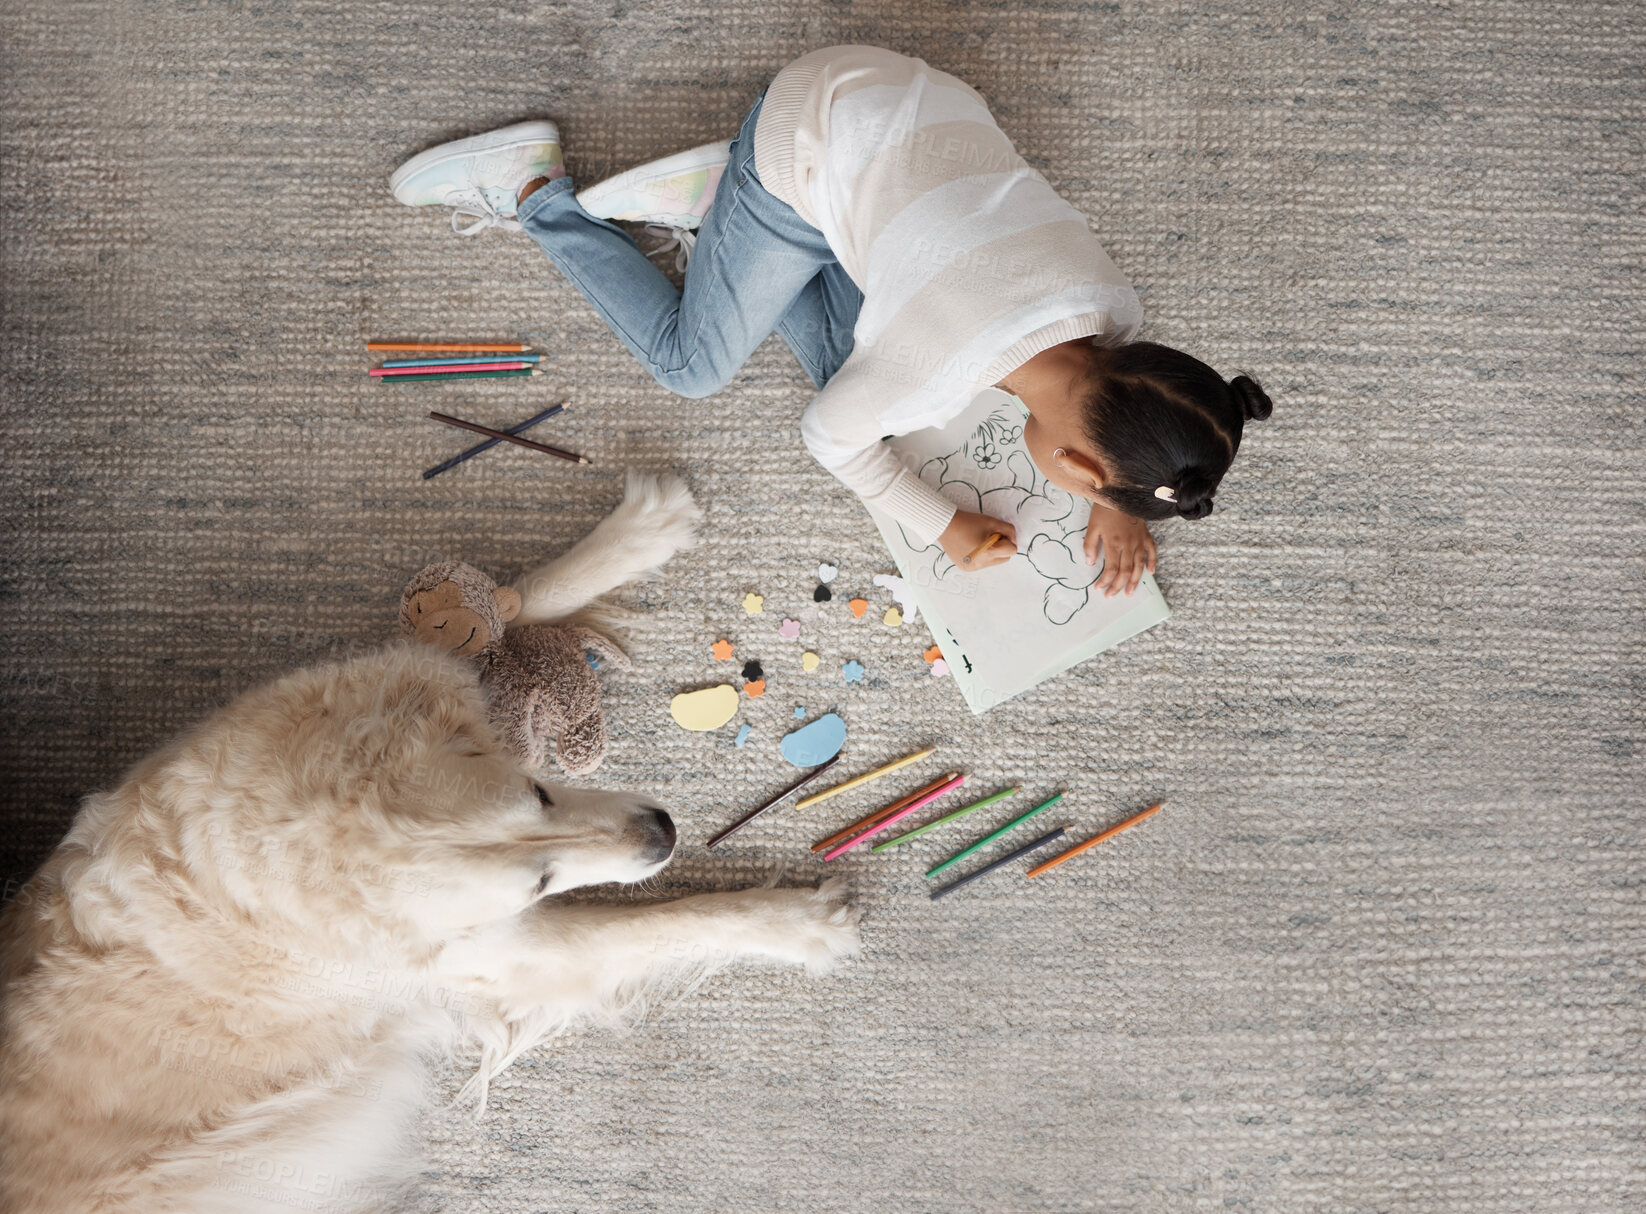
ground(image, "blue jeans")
xmin=518 ymin=90 xmax=862 ymax=394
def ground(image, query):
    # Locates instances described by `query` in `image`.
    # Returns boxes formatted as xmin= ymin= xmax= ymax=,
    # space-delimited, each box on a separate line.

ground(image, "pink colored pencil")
xmin=822 ymin=773 xmax=968 ymax=862
xmin=370 ymin=361 xmax=530 ymax=377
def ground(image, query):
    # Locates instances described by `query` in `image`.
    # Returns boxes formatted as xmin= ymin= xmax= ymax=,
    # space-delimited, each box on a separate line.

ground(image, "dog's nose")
xmin=641 ymin=807 xmax=676 ymax=863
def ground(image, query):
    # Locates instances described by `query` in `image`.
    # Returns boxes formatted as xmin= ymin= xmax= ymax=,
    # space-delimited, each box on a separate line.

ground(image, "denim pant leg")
xmin=775 ymin=259 xmax=864 ymax=389
xmin=516 ymin=92 xmax=839 ymax=399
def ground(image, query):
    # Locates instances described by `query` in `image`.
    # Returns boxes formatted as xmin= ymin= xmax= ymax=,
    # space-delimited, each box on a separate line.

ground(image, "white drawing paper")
xmin=867 ymin=388 xmax=1171 ymax=713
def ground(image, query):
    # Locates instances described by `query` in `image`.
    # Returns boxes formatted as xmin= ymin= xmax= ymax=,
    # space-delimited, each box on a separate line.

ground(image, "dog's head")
xmin=357 ymin=648 xmax=677 ymax=934
xmin=188 ymin=643 xmax=677 ymax=939
xmin=377 ymin=765 xmax=679 ymax=935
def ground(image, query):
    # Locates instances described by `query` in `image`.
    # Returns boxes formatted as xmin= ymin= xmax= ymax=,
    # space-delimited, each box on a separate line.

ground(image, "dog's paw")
xmin=614 ymin=469 xmax=703 ymax=565
xmin=762 ymin=878 xmax=862 ymax=975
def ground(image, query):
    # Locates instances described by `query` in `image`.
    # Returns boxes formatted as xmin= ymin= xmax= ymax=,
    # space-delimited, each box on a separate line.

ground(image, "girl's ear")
xmin=1055 ymin=447 xmax=1108 ymax=498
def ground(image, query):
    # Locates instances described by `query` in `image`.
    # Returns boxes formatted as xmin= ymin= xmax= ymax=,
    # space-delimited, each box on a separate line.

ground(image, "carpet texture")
xmin=3 ymin=1 xmax=1642 ymax=1209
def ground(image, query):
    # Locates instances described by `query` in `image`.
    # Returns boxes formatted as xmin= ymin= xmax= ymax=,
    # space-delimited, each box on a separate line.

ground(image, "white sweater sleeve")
xmin=800 ymin=366 xmax=959 ymax=545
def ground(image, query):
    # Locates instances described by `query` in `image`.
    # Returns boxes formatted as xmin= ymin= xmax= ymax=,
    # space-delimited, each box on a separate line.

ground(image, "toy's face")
xmin=406 ymin=580 xmax=491 ymax=655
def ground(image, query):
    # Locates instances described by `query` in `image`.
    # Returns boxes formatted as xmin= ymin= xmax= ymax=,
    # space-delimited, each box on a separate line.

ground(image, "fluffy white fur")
xmin=0 ymin=474 xmax=859 ymax=1214
xmin=509 ymin=467 xmax=704 ymax=632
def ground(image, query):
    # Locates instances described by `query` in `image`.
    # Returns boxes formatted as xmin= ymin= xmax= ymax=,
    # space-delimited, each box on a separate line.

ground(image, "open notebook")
xmin=866 ymin=388 xmax=1171 ymax=714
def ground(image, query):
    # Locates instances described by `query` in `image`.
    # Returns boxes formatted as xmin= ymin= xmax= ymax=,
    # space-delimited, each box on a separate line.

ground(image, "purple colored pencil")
xmin=928 ymin=828 xmax=1066 ymax=901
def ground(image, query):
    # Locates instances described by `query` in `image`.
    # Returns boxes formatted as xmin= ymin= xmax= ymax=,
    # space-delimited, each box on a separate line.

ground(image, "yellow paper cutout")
xmin=669 ymin=685 xmax=739 ymax=732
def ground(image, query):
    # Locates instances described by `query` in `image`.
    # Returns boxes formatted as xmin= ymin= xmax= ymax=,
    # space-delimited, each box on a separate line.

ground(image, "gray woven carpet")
xmin=3 ymin=1 xmax=1642 ymax=1209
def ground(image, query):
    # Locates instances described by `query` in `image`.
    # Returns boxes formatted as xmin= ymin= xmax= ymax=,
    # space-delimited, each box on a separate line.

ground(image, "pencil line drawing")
xmin=894 ymin=402 xmax=1105 ymax=626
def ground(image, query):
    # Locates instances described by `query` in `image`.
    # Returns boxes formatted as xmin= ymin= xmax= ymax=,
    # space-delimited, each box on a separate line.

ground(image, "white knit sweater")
xmin=753 ymin=44 xmax=1145 ymax=543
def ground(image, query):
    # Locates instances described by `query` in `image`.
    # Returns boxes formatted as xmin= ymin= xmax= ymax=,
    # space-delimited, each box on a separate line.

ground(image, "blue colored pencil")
xmin=422 ymin=403 xmax=567 ymax=479
xmin=929 ymin=828 xmax=1066 ymax=900
xmin=384 ymin=354 xmax=544 ymax=368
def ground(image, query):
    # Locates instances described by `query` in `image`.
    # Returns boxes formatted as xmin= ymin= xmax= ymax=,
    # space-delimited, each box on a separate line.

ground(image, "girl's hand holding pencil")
xmin=940 ymin=510 xmax=1017 ymax=571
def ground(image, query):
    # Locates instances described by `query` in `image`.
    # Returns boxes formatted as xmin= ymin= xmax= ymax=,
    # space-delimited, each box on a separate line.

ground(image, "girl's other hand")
xmin=939 ymin=511 xmax=1018 ymax=572
xmin=1084 ymin=503 xmax=1156 ymax=597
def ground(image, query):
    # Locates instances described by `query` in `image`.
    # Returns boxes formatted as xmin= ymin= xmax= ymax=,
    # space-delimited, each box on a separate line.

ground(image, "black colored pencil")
xmin=706 ymin=756 xmax=843 ymax=849
xmin=427 ymin=411 xmax=590 ymax=465
xmin=423 ymin=403 xmax=568 ymax=479
xmin=928 ymin=828 xmax=1066 ymax=901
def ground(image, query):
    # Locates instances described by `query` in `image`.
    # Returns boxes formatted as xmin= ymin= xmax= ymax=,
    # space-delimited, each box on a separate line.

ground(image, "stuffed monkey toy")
xmin=398 ymin=561 xmax=629 ymax=776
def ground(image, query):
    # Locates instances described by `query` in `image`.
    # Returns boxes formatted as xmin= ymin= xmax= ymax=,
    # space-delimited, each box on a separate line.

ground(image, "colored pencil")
xmin=705 ymin=755 xmax=843 ymax=850
xmin=423 ymin=404 xmax=567 ymax=480
xmin=1025 ymin=801 xmax=1165 ymax=879
xmin=368 ymin=342 xmax=532 ymax=353
xmin=929 ymin=828 xmax=1065 ymax=900
xmin=925 ymin=791 xmax=1065 ymax=878
xmin=384 ymin=354 xmax=544 ymax=368
xmin=793 ymin=747 xmax=936 ymax=811
xmin=822 ymin=773 xmax=968 ymax=862
xmin=371 ymin=361 xmax=532 ymax=377
xmin=383 ymin=368 xmax=540 ymax=384
xmin=962 ymin=532 xmax=1005 ymax=566
xmin=428 ymin=411 xmax=590 ymax=465
xmin=870 ymin=786 xmax=1019 ymax=852
xmin=810 ymin=772 xmax=959 ymax=854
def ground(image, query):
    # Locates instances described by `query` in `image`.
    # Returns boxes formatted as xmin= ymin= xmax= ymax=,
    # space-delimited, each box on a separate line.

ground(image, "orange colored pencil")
xmin=367 ymin=341 xmax=532 ymax=353
xmin=1025 ymin=801 xmax=1164 ymax=878
xmin=810 ymin=772 xmax=958 ymax=854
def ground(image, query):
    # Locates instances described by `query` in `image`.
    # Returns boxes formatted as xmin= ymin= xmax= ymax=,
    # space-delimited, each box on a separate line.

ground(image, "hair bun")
xmin=1230 ymin=375 xmax=1272 ymax=422
xmin=1173 ymin=467 xmax=1217 ymax=521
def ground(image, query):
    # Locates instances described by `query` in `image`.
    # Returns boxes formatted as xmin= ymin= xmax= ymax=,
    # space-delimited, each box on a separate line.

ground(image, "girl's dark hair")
xmin=1077 ymin=340 xmax=1272 ymax=521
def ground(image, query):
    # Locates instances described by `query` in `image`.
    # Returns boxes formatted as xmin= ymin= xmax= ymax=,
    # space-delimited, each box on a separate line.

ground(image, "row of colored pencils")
xmin=368 ymin=341 xmax=542 ymax=384
xmin=706 ymin=747 xmax=1163 ymax=900
xmin=810 ymin=758 xmax=1162 ymax=899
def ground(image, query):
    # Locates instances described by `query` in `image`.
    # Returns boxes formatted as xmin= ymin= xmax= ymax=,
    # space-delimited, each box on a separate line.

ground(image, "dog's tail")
xmin=510 ymin=470 xmax=702 ymax=628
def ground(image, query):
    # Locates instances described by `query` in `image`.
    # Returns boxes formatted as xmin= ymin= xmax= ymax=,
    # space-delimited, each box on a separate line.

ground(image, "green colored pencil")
xmin=380 ymin=368 xmax=539 ymax=384
xmin=925 ymin=791 xmax=1065 ymax=878
xmin=870 ymin=786 xmax=1019 ymax=852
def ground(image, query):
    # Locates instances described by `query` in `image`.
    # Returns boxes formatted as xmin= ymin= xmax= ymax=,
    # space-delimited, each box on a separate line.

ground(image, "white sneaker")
xmin=389 ymin=121 xmax=563 ymax=235
xmin=577 ymin=141 xmax=732 ymax=229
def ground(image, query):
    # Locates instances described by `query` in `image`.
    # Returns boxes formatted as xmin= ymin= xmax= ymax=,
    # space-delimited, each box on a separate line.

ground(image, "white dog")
xmin=0 ymin=473 xmax=860 ymax=1214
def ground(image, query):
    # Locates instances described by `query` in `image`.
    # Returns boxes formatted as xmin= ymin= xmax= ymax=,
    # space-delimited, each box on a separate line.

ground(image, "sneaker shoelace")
xmin=447 ymin=187 xmax=522 ymax=236
xmin=642 ymin=223 xmax=698 ymax=273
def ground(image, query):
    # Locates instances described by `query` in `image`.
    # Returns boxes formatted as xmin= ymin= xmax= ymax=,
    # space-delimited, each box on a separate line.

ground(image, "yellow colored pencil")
xmin=1025 ymin=801 xmax=1164 ymax=878
xmin=793 ymin=747 xmax=936 ymax=810
xmin=962 ymin=532 xmax=1005 ymax=566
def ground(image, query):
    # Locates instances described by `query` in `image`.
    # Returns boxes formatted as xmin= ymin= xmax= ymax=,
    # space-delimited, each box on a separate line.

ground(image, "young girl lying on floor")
xmin=390 ymin=44 xmax=1272 ymax=596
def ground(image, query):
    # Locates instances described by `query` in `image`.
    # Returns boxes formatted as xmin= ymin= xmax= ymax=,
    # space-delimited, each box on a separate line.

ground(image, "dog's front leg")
xmin=452 ymin=879 xmax=860 ymax=1012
